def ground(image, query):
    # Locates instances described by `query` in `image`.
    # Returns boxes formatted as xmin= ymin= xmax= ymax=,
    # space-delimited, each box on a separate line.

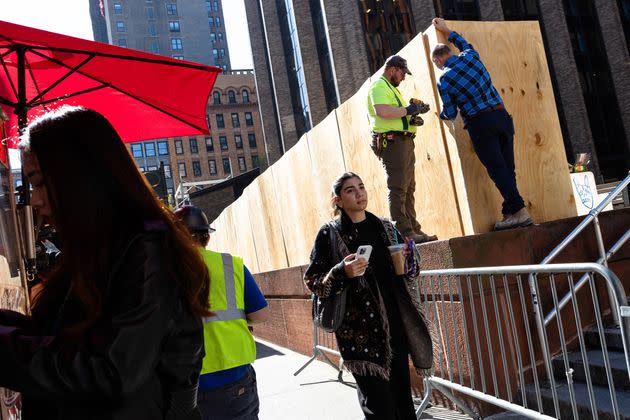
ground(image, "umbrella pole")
xmin=15 ymin=45 xmax=35 ymax=312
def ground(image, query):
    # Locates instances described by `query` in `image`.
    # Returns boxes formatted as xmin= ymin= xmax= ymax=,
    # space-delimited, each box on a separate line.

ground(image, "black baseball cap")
xmin=385 ymin=55 xmax=412 ymax=75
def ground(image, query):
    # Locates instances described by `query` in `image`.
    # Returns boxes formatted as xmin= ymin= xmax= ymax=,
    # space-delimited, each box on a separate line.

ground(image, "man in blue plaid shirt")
xmin=431 ymin=18 xmax=532 ymax=231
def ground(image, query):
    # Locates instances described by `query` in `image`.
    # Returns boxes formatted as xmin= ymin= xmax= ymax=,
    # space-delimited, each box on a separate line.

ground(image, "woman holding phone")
xmin=304 ymin=172 xmax=434 ymax=420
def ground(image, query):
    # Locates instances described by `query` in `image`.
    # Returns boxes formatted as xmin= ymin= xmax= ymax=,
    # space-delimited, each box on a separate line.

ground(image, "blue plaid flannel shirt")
xmin=437 ymin=31 xmax=503 ymax=126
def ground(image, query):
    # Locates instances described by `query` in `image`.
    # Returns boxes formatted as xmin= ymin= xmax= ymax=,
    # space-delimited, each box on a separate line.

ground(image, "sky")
xmin=0 ymin=0 xmax=254 ymax=68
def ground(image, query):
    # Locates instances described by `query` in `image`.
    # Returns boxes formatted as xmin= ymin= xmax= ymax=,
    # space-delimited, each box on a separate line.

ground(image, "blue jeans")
xmin=197 ymin=365 xmax=259 ymax=420
xmin=467 ymin=109 xmax=525 ymax=215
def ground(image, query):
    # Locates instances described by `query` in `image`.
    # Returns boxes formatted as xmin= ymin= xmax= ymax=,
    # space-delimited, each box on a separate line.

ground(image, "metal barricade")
xmin=415 ymin=263 xmax=630 ymax=420
xmin=294 ymin=300 xmax=344 ymax=381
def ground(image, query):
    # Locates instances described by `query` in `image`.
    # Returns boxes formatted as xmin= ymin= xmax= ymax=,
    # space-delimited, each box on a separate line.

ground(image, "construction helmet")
xmin=174 ymin=205 xmax=215 ymax=233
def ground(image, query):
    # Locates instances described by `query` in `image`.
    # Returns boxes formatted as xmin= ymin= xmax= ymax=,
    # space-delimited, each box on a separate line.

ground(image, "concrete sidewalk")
xmin=253 ymin=339 xmax=473 ymax=420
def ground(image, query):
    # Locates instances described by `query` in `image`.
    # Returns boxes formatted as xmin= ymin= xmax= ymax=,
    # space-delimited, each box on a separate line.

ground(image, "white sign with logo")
xmin=570 ymin=172 xmax=613 ymax=216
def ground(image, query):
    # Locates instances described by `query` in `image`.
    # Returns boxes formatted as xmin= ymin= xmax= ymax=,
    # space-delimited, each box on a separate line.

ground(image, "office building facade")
xmin=247 ymin=0 xmax=630 ymax=182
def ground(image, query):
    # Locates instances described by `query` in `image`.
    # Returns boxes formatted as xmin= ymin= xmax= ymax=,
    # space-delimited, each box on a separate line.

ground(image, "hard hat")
xmin=174 ymin=205 xmax=215 ymax=233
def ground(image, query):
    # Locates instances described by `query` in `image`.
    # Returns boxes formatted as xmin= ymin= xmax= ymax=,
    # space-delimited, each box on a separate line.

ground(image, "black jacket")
xmin=304 ymin=211 xmax=433 ymax=380
xmin=0 ymin=232 xmax=204 ymax=419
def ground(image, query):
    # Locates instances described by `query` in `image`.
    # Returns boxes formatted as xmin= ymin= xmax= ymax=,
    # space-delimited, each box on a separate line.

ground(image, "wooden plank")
xmin=395 ymin=35 xmax=465 ymax=239
xmin=271 ymin=138 xmax=320 ymax=267
xmin=230 ymin=195 xmax=260 ymax=273
xmin=426 ymin=21 xmax=575 ymax=232
xmin=305 ymin=112 xmax=346 ymax=223
xmin=337 ymin=79 xmax=390 ymax=218
xmin=245 ymin=169 xmax=288 ymax=273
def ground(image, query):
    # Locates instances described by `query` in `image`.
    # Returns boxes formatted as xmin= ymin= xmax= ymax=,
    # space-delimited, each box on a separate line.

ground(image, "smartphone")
xmin=356 ymin=245 xmax=373 ymax=261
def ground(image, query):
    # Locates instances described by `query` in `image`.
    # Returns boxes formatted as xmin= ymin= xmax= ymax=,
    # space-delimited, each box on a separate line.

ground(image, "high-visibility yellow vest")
xmin=199 ymin=249 xmax=256 ymax=374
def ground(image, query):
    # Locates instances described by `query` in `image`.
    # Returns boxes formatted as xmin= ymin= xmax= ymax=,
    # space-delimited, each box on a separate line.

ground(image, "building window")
xmin=501 ymin=0 xmax=540 ymax=20
xmin=178 ymin=162 xmax=187 ymax=178
xmin=208 ymin=17 xmax=214 ymax=27
xmin=206 ymin=0 xmax=212 ymax=12
xmin=171 ymin=38 xmax=183 ymax=50
xmin=216 ymin=16 xmax=221 ymax=27
xmin=217 ymin=32 xmax=223 ymax=42
xmin=235 ymin=135 xmax=243 ymax=149
xmin=175 ymin=139 xmax=183 ymax=154
xmin=146 ymin=7 xmax=155 ymax=19
xmin=164 ymin=164 xmax=172 ymax=179
xmin=248 ymin=133 xmax=257 ymax=148
xmin=118 ymin=38 xmax=127 ymax=47
xmin=213 ymin=1 xmax=219 ymax=11
xmin=192 ymin=160 xmax=202 ymax=177
xmin=252 ymin=155 xmax=260 ymax=168
xmin=228 ymin=90 xmax=236 ymax=104
xmin=433 ymin=0 xmax=480 ymax=20
xmin=166 ymin=3 xmax=178 ymax=15
xmin=145 ymin=142 xmax=156 ymax=157
xmin=231 ymin=113 xmax=240 ymax=128
xmin=210 ymin=32 xmax=216 ymax=43
xmin=206 ymin=113 xmax=211 ymax=128
xmin=131 ymin=143 xmax=143 ymax=158
xmin=219 ymin=136 xmax=228 ymax=150
xmin=157 ymin=141 xmax=169 ymax=155
xmin=222 ymin=157 xmax=231 ymax=175
xmin=205 ymin=136 xmax=214 ymax=152
xmin=147 ymin=165 xmax=158 ymax=171
xmin=116 ymin=21 xmax=125 ymax=32
xmin=563 ymin=0 xmax=629 ymax=180
xmin=222 ymin=65 xmax=228 ymax=71
xmin=216 ymin=114 xmax=225 ymax=128
xmin=150 ymin=40 xmax=159 ymax=54
xmin=278 ymin=0 xmax=312 ymax=136
xmin=238 ymin=156 xmax=247 ymax=172
xmin=219 ymin=48 xmax=225 ymax=59
xmin=245 ymin=112 xmax=253 ymax=127
xmin=172 ymin=55 xmax=184 ymax=60
xmin=113 ymin=3 xmax=123 ymax=14
xmin=242 ymin=90 xmax=250 ymax=103
xmin=169 ymin=21 xmax=180 ymax=32
xmin=148 ymin=22 xmax=157 ymax=36
xmin=212 ymin=48 xmax=218 ymax=59
xmin=213 ymin=91 xmax=221 ymax=104
xmin=208 ymin=159 xmax=217 ymax=174
xmin=189 ymin=137 xmax=198 ymax=154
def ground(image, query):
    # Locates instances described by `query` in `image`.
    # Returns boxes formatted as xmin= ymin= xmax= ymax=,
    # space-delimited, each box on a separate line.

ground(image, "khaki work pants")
xmin=379 ymin=136 xmax=421 ymax=236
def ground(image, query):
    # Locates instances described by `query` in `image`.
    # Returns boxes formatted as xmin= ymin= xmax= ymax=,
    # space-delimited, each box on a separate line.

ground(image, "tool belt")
xmin=370 ymin=131 xmax=415 ymax=156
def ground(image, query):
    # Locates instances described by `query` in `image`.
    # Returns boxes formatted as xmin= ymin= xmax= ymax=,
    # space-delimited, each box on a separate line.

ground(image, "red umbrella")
xmin=0 ymin=19 xmax=220 ymax=149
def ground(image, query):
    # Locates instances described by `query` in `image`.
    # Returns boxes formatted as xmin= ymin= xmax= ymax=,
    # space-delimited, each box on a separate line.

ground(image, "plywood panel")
xmin=396 ymin=36 xmax=465 ymax=239
xmin=246 ymin=169 xmax=288 ymax=273
xmin=426 ymin=22 xmax=575 ymax=232
xmin=305 ymin=112 xmax=346 ymax=222
xmin=337 ymin=80 xmax=390 ymax=218
xmin=230 ymin=195 xmax=260 ymax=273
xmin=271 ymin=138 xmax=320 ymax=267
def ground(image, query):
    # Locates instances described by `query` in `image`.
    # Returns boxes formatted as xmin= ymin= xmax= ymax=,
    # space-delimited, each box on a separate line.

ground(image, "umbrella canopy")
xmin=0 ymin=19 xmax=220 ymax=148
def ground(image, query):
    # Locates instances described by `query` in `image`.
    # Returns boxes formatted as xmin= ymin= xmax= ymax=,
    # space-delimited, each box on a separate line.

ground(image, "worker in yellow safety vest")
xmin=174 ymin=205 xmax=269 ymax=420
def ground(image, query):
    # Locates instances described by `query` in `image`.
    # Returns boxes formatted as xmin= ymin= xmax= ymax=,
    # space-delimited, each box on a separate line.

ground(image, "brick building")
xmin=89 ymin=0 xmax=267 ymax=205
xmin=246 ymin=0 xmax=630 ymax=182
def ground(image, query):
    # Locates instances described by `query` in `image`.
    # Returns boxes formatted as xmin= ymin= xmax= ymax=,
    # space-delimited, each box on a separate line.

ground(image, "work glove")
xmin=405 ymin=102 xmax=423 ymax=116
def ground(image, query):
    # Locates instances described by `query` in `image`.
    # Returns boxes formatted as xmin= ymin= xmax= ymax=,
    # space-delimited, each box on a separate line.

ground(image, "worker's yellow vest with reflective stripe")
xmin=199 ymin=249 xmax=256 ymax=374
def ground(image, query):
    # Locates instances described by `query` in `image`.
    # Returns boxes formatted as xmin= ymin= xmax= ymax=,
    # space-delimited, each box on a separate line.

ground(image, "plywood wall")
xmin=207 ymin=21 xmax=574 ymax=273
xmin=425 ymin=22 xmax=575 ymax=232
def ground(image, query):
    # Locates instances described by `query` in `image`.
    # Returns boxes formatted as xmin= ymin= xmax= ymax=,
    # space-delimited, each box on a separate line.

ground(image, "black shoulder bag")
xmin=312 ymin=222 xmax=348 ymax=333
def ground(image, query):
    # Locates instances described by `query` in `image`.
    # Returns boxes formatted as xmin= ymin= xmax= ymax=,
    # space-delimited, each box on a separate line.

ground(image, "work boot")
xmin=494 ymin=208 xmax=533 ymax=231
xmin=409 ymin=231 xmax=438 ymax=244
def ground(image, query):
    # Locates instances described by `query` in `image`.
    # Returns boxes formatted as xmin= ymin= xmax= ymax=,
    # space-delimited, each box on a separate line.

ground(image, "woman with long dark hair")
xmin=0 ymin=106 xmax=210 ymax=419
xmin=304 ymin=172 xmax=434 ymax=420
